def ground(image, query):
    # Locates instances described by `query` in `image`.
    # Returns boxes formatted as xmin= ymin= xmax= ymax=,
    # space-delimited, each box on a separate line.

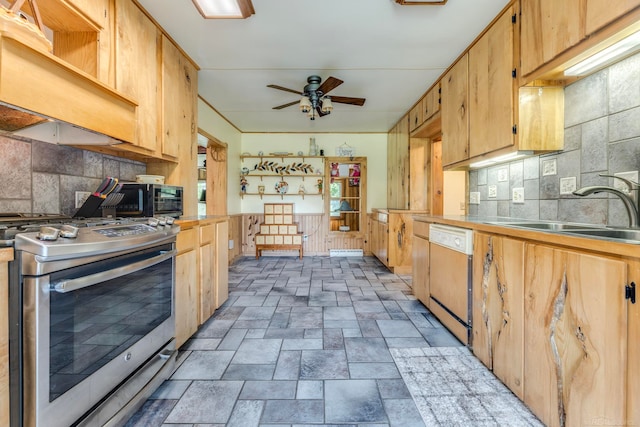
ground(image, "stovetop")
xmin=1 ymin=214 xmax=178 ymax=250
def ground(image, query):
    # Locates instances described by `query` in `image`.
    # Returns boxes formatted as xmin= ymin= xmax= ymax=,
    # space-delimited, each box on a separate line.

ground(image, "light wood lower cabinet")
xmin=524 ymin=244 xmax=627 ymax=427
xmin=412 ymin=220 xmax=430 ymax=307
xmin=199 ymin=223 xmax=215 ymax=324
xmin=1 ymin=248 xmax=13 ymax=427
xmin=370 ymin=210 xmax=422 ymax=274
xmin=215 ymin=221 xmax=229 ymax=309
xmin=175 ymin=226 xmax=199 ymax=348
xmin=472 ymin=233 xmax=525 ymax=399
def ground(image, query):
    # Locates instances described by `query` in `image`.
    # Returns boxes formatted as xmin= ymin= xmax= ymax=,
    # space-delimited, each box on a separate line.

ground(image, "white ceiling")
xmin=137 ymin=0 xmax=510 ymax=133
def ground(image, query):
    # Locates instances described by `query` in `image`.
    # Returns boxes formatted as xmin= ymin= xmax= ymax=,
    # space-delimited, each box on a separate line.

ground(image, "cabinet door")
xmin=199 ymin=224 xmax=215 ymax=323
xmin=472 ymin=233 xmax=524 ymax=399
xmin=214 ymin=221 xmax=229 ymax=309
xmin=520 ymin=0 xmax=582 ymax=77
xmin=115 ymin=0 xmax=158 ymax=152
xmin=422 ymin=83 xmax=440 ymax=122
xmin=409 ymin=100 xmax=423 ymax=132
xmin=176 ymin=228 xmax=199 ymax=348
xmin=441 ymin=54 xmax=469 ymax=166
xmin=585 ymin=0 xmax=640 ymax=34
xmin=468 ymin=5 xmax=515 ymax=158
xmin=524 ymin=244 xmax=627 ymax=427
xmin=412 ymin=234 xmax=430 ymax=307
xmin=162 ymin=36 xmax=197 ymax=159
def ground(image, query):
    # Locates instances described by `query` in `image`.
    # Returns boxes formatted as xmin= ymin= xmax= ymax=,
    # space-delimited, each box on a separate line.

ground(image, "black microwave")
xmin=116 ymin=183 xmax=183 ymax=218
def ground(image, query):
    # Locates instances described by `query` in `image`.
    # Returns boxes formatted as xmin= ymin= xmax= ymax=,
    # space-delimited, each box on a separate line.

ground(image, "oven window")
xmin=48 ymin=257 xmax=173 ymax=401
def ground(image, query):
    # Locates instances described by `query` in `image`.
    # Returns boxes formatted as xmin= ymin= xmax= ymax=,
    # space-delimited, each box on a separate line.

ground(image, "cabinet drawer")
xmin=413 ymin=221 xmax=430 ymax=239
xmin=199 ymin=224 xmax=215 ymax=245
xmin=177 ymin=227 xmax=197 ymax=253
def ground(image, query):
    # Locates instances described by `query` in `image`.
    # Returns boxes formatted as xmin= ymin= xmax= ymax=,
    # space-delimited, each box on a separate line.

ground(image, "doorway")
xmin=198 ymin=130 xmax=228 ymax=215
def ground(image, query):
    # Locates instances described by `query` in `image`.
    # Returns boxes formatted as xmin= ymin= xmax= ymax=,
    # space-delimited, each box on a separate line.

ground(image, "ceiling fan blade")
xmin=267 ymin=84 xmax=303 ymax=95
xmin=330 ymin=96 xmax=366 ymax=106
xmin=272 ymin=100 xmax=299 ymax=110
xmin=317 ymin=76 xmax=343 ymax=95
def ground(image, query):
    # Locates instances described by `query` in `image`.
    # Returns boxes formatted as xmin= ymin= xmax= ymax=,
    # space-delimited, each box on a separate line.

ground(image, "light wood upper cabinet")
xmin=586 ymin=0 xmax=640 ymax=35
xmin=115 ymin=0 xmax=159 ymax=152
xmin=520 ymin=0 xmax=582 ymax=77
xmin=472 ymin=232 xmax=525 ymax=399
xmin=468 ymin=5 xmax=516 ymax=158
xmin=162 ymin=35 xmax=197 ymax=160
xmin=524 ymin=244 xmax=627 ymax=427
xmin=441 ymin=53 xmax=469 ymax=166
xmin=409 ymin=101 xmax=423 ymax=132
xmin=422 ymin=83 xmax=440 ymax=123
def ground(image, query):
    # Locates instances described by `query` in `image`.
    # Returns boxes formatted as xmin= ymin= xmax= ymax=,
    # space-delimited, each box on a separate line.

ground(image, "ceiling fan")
xmin=267 ymin=75 xmax=366 ymax=120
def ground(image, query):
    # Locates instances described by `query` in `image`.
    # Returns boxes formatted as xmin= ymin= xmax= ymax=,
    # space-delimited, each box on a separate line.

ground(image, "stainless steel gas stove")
xmin=7 ymin=215 xmax=179 ymax=427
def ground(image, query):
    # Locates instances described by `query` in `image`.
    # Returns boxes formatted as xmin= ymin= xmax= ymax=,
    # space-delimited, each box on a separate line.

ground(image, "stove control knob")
xmin=165 ymin=217 xmax=175 ymax=226
xmin=147 ymin=218 xmax=159 ymax=227
xmin=157 ymin=217 xmax=167 ymax=226
xmin=36 ymin=226 xmax=60 ymax=241
xmin=59 ymin=225 xmax=79 ymax=239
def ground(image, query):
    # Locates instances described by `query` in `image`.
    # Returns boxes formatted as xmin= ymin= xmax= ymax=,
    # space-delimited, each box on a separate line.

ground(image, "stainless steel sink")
xmin=562 ymin=228 xmax=640 ymax=243
xmin=500 ymin=222 xmax=605 ymax=231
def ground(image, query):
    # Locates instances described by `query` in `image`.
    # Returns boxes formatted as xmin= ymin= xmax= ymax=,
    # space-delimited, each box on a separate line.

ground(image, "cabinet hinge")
xmin=626 ymin=282 xmax=636 ymax=304
xmin=512 ymin=125 xmax=517 ymax=135
xmin=512 ymin=13 xmax=517 ymax=24
xmin=512 ymin=68 xmax=517 ymax=78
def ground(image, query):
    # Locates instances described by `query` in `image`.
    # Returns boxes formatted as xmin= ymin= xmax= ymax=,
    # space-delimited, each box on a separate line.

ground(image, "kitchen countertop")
xmin=413 ymin=215 xmax=640 ymax=258
xmin=176 ymin=215 xmax=229 ymax=229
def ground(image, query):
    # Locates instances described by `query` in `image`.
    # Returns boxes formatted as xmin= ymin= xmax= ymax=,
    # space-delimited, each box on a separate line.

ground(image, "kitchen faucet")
xmin=573 ymin=174 xmax=640 ymax=228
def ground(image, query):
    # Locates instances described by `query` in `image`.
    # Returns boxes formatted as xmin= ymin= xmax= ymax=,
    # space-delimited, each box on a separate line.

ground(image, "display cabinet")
xmin=324 ymin=157 xmax=367 ymax=236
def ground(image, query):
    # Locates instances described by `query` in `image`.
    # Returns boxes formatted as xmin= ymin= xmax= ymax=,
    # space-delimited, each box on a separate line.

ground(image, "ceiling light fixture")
xmin=192 ymin=0 xmax=255 ymax=19
xmin=565 ymin=30 xmax=640 ymax=76
xmin=394 ymin=0 xmax=447 ymax=5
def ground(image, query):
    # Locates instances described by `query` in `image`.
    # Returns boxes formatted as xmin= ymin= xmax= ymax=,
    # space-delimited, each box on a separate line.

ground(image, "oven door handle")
xmin=50 ymin=250 xmax=176 ymax=293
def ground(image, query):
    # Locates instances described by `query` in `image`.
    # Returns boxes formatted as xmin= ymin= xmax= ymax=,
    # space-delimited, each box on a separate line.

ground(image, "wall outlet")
xmin=303 ymin=235 xmax=308 ymax=241
xmin=75 ymin=191 xmax=91 ymax=208
xmin=512 ymin=187 xmax=525 ymax=204
xmin=560 ymin=176 xmax=577 ymax=195
xmin=228 ymin=239 xmax=234 ymax=250
xmin=469 ymin=192 xmax=480 ymax=205
xmin=614 ymin=171 xmax=639 ymax=199
xmin=488 ymin=185 xmax=497 ymax=198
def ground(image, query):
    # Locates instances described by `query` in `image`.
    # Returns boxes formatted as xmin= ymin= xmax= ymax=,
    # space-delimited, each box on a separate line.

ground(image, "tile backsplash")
xmin=0 ymin=136 xmax=146 ymax=216
xmin=469 ymin=52 xmax=640 ymax=227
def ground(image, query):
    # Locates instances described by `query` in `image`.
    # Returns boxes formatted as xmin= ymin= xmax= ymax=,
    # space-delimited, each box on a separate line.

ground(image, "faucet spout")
xmin=573 ymin=186 xmax=639 ymax=228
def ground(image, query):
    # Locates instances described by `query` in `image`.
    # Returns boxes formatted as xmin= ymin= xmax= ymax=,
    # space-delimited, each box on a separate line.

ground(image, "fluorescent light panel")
xmin=565 ymin=30 xmax=640 ymax=76
xmin=469 ymin=151 xmax=533 ymax=169
xmin=192 ymin=0 xmax=254 ymax=18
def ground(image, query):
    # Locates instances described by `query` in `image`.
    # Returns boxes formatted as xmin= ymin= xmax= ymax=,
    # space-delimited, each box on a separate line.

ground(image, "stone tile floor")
xmin=124 ymin=256 xmax=540 ymax=426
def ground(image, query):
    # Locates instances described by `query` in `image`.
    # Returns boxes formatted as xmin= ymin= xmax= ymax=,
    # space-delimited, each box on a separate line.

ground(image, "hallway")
xmin=125 ymin=256 xmax=541 ymax=426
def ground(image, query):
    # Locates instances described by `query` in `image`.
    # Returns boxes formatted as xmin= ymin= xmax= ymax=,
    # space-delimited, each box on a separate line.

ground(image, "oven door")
xmin=22 ymin=244 xmax=175 ymax=427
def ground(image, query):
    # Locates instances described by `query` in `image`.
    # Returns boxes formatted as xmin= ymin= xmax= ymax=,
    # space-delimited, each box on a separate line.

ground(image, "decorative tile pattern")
xmin=125 ymin=256 xmax=543 ymax=427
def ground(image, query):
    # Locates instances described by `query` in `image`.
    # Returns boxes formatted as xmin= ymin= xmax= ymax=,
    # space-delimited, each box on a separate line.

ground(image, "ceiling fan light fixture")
xmin=394 ymin=0 xmax=447 ymax=4
xmin=299 ymin=96 xmax=312 ymax=113
xmin=321 ymin=97 xmax=333 ymax=113
xmin=192 ymin=0 xmax=255 ymax=19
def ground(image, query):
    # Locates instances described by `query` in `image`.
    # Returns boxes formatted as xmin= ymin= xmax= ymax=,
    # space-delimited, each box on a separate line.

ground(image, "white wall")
xmin=197 ymin=98 xmax=242 ymax=214
xmin=241 ymin=133 xmax=387 ymax=214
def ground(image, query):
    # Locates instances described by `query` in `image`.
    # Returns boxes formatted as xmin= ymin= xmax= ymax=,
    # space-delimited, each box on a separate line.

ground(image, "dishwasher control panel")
xmin=429 ymin=224 xmax=473 ymax=255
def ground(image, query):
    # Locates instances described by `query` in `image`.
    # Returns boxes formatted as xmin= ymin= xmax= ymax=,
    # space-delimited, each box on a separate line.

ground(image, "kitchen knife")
xmin=100 ymin=177 xmax=119 ymax=198
xmin=92 ymin=177 xmax=112 ymax=197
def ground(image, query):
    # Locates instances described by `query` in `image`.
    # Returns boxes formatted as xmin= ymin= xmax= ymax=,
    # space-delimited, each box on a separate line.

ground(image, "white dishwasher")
xmin=428 ymin=223 xmax=473 ymax=345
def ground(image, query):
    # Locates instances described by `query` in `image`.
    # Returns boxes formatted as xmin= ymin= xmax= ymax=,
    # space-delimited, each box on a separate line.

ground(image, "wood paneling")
xmin=228 ymin=214 xmax=243 ymax=263
xmin=409 ymin=137 xmax=429 ymax=211
xmin=243 ymin=214 xmax=327 ymax=256
xmin=214 ymin=221 xmax=229 ymax=308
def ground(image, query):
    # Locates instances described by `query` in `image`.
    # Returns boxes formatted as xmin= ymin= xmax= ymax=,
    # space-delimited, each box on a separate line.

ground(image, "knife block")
xmin=72 ymin=194 xmax=104 ymax=218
